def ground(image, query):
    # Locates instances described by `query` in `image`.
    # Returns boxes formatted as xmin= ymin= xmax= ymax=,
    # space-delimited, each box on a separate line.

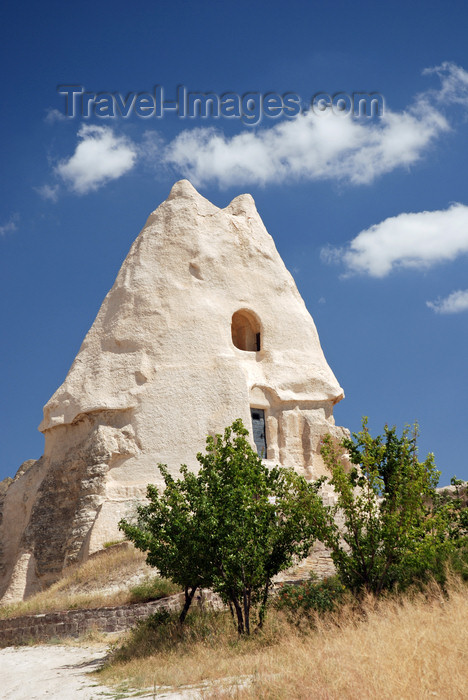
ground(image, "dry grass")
xmin=0 ymin=544 xmax=179 ymax=620
xmin=97 ymin=577 xmax=468 ymax=699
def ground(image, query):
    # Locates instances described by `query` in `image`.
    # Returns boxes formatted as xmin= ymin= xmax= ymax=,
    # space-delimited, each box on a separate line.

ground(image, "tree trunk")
xmin=257 ymin=579 xmax=270 ymax=630
xmin=243 ymin=587 xmax=251 ymax=635
xmin=179 ymin=585 xmax=197 ymax=624
xmin=230 ymin=593 xmax=245 ymax=634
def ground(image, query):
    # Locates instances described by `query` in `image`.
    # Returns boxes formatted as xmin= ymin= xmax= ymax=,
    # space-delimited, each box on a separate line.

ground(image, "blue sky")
xmin=1 ymin=0 xmax=468 ymax=484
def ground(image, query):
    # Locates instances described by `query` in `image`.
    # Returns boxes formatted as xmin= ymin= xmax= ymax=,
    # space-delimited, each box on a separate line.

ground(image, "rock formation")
xmin=0 ymin=180 xmax=346 ymax=603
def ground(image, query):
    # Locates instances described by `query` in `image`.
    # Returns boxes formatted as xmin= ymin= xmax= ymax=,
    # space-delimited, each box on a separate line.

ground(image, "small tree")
xmin=119 ymin=465 xmax=213 ymax=624
xmin=120 ymin=419 xmax=328 ymax=634
xmin=320 ymin=418 xmax=461 ymax=595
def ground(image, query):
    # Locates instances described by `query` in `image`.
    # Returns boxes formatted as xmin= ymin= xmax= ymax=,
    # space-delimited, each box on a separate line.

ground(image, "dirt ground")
xmin=0 ymin=643 xmax=222 ymax=699
xmin=0 ymin=644 xmax=113 ymax=699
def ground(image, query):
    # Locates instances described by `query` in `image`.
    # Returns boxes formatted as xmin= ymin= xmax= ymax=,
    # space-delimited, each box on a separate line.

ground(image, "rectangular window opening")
xmin=250 ymin=407 xmax=267 ymax=457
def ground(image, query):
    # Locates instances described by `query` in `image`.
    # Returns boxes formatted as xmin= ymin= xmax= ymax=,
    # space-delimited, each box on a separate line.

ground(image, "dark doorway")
xmin=250 ymin=408 xmax=267 ymax=457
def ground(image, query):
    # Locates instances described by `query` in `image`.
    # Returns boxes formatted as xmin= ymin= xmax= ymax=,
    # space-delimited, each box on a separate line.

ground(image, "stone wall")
xmin=0 ymin=590 xmax=221 ymax=648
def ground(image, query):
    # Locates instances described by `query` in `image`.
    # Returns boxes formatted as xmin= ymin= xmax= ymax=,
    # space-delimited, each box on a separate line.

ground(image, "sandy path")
xmin=0 ymin=644 xmax=113 ymax=699
xmin=0 ymin=644 xmax=226 ymax=699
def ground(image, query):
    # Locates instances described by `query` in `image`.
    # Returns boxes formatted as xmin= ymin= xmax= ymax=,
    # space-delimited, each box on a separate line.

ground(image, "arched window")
xmin=231 ymin=310 xmax=261 ymax=352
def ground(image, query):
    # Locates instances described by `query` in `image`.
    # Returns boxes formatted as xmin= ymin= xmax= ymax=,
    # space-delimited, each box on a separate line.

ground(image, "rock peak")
xmin=167 ymin=179 xmax=203 ymax=201
xmin=226 ymin=193 xmax=258 ymax=217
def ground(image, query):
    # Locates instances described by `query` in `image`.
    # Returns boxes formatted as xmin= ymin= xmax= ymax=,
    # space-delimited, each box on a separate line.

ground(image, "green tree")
xmin=320 ymin=418 xmax=461 ymax=595
xmin=120 ymin=419 xmax=328 ymax=634
xmin=119 ymin=464 xmax=213 ymax=624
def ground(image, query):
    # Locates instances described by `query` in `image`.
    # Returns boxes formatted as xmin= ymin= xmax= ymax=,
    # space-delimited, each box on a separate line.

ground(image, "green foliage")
xmin=433 ymin=477 xmax=468 ymax=541
xmin=102 ymin=539 xmax=126 ymax=549
xmin=119 ymin=419 xmax=328 ymax=634
xmin=111 ymin=608 xmax=235 ymax=662
xmin=447 ymin=547 xmax=468 ymax=582
xmin=431 ymin=477 xmax=468 ymax=581
xmin=320 ymin=418 xmax=465 ymax=596
xmin=128 ymin=575 xmax=180 ymax=603
xmin=275 ymin=574 xmax=345 ymax=619
xmin=119 ymin=458 xmax=213 ymax=624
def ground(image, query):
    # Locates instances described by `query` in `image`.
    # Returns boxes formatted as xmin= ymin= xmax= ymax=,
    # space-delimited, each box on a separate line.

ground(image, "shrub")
xmin=320 ymin=418 xmax=467 ymax=596
xmin=128 ymin=575 xmax=180 ymax=603
xmin=275 ymin=574 xmax=345 ymax=619
xmin=111 ymin=608 xmax=235 ymax=662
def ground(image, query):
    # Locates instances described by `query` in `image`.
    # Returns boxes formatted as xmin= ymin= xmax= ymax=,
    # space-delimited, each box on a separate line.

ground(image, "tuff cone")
xmin=0 ymin=181 xmax=346 ymax=602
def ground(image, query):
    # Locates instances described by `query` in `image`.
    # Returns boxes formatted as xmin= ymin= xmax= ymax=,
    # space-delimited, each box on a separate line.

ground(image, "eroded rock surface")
xmin=0 ymin=181 xmax=347 ymax=602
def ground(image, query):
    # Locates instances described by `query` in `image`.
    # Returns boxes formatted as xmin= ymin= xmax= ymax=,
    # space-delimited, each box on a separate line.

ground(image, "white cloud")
xmin=0 ymin=215 xmax=18 ymax=237
xmin=44 ymin=108 xmax=67 ymax=124
xmin=423 ymin=61 xmax=468 ymax=107
xmin=322 ymin=203 xmax=468 ymax=277
xmin=138 ymin=130 xmax=164 ymax=160
xmin=43 ymin=62 xmax=468 ymax=196
xmin=35 ymin=184 xmax=59 ymax=202
xmin=162 ymin=62 xmax=468 ymax=188
xmin=56 ymin=125 xmax=137 ymax=194
xmin=164 ymin=105 xmax=448 ymax=188
xmin=427 ymin=289 xmax=468 ymax=314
